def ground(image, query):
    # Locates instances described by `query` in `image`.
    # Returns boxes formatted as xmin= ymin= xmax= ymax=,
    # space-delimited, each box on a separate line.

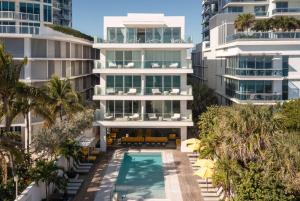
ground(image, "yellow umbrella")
xmin=185 ymin=138 xmax=201 ymax=145
xmin=186 ymin=143 xmax=201 ymax=152
xmin=194 ymin=167 xmax=214 ymax=179
xmin=194 ymin=159 xmax=215 ymax=168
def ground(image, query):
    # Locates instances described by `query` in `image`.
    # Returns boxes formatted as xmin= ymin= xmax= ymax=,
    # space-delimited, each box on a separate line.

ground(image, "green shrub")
xmin=45 ymin=24 xmax=93 ymax=41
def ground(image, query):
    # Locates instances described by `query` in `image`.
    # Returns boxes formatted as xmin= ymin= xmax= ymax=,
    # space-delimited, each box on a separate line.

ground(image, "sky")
xmin=72 ymin=0 xmax=202 ymax=44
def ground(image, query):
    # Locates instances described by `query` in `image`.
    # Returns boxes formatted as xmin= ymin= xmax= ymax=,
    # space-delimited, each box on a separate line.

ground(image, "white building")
xmin=93 ymin=13 xmax=194 ymax=152
xmin=196 ymin=0 xmax=300 ymax=105
xmin=0 ymin=0 xmax=98 ymax=149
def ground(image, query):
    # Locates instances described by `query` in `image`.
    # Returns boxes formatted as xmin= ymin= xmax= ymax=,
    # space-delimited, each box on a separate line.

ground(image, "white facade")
xmin=0 ymin=25 xmax=98 ymax=149
xmin=93 ymin=13 xmax=194 ymax=152
xmin=199 ymin=0 xmax=300 ymax=105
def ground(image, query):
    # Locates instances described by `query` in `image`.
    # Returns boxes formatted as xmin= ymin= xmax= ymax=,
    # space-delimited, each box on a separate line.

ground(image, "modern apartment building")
xmin=93 ymin=13 xmax=194 ymax=152
xmin=202 ymin=0 xmax=218 ymax=41
xmin=194 ymin=0 xmax=300 ymax=105
xmin=0 ymin=0 xmax=98 ymax=149
xmin=0 ymin=0 xmax=71 ymax=34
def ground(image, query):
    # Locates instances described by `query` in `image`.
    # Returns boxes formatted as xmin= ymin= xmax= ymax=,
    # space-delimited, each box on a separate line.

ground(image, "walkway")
xmin=173 ymin=150 xmax=204 ymax=201
xmin=72 ymin=150 xmax=114 ymax=201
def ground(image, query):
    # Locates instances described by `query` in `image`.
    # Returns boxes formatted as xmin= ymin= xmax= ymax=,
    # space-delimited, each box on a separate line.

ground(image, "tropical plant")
xmin=57 ymin=139 xmax=81 ymax=171
xmin=30 ymin=160 xmax=66 ymax=201
xmin=234 ymin=13 xmax=255 ymax=32
xmin=252 ymin=19 xmax=271 ymax=32
xmin=276 ymin=99 xmax=300 ymax=132
xmin=46 ymin=76 xmax=84 ymax=121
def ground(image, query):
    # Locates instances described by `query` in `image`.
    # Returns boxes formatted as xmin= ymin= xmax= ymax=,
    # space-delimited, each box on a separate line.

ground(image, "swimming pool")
xmin=115 ymin=152 xmax=165 ymax=200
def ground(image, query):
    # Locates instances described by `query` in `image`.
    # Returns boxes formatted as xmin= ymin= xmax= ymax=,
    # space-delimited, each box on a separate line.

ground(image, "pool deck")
xmin=73 ymin=149 xmax=204 ymax=201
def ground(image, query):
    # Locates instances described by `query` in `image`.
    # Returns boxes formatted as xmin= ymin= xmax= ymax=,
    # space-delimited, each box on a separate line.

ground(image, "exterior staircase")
xmin=187 ymin=153 xmax=224 ymax=201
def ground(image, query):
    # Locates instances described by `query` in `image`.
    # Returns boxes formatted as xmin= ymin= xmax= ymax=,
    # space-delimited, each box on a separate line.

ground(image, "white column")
xmin=141 ymin=100 xmax=145 ymax=121
xmin=180 ymin=127 xmax=187 ymax=152
xmin=100 ymin=126 xmax=107 ymax=152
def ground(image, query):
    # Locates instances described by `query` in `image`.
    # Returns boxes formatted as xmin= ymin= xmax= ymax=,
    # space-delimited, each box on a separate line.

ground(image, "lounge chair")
xmin=129 ymin=113 xmax=140 ymax=121
xmin=125 ymin=62 xmax=135 ymax=68
xmin=148 ymin=113 xmax=158 ymax=120
xmin=151 ymin=63 xmax=160 ymax=68
xmin=152 ymin=88 xmax=161 ymax=95
xmin=104 ymin=114 xmax=113 ymax=120
xmin=170 ymin=88 xmax=180 ymax=95
xmin=106 ymin=88 xmax=115 ymax=95
xmin=127 ymin=88 xmax=137 ymax=95
xmin=171 ymin=113 xmax=181 ymax=121
xmin=108 ymin=62 xmax=117 ymax=68
xmin=168 ymin=62 xmax=179 ymax=68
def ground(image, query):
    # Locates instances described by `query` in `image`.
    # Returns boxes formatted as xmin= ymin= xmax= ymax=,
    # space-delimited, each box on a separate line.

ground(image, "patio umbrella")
xmin=185 ymin=138 xmax=201 ymax=145
xmin=194 ymin=159 xmax=215 ymax=169
xmin=194 ymin=167 xmax=214 ymax=192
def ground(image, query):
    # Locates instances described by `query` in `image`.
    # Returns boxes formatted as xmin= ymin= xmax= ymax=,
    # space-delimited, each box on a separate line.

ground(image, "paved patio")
xmin=72 ymin=149 xmax=204 ymax=201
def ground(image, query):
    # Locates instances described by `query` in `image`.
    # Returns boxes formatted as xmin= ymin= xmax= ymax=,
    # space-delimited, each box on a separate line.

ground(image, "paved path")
xmin=173 ymin=150 xmax=204 ymax=201
xmin=72 ymin=151 xmax=114 ymax=201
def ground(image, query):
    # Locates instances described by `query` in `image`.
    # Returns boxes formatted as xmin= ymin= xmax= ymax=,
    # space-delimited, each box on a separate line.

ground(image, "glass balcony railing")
xmin=103 ymin=113 xmax=142 ymax=121
xmin=144 ymin=112 xmax=192 ymax=121
xmin=273 ymin=8 xmax=300 ymax=14
xmin=233 ymin=91 xmax=282 ymax=101
xmin=225 ymin=68 xmax=283 ymax=76
xmin=94 ymin=85 xmax=193 ymax=96
xmin=0 ymin=25 xmax=39 ymax=35
xmin=0 ymin=11 xmax=40 ymax=21
xmin=226 ymin=32 xmax=300 ymax=42
xmin=94 ymin=60 xmax=191 ymax=69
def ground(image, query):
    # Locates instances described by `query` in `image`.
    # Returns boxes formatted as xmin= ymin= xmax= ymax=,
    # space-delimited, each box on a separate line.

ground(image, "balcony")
xmin=233 ymin=91 xmax=282 ymax=101
xmin=94 ymin=85 xmax=193 ymax=96
xmin=226 ymin=32 xmax=300 ymax=42
xmin=0 ymin=11 xmax=40 ymax=21
xmin=272 ymin=8 xmax=300 ymax=15
xmin=225 ymin=68 xmax=283 ymax=77
xmin=0 ymin=25 xmax=39 ymax=35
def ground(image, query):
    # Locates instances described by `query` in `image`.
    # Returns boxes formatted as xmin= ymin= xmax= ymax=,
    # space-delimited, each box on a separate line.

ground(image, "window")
xmin=0 ymin=1 xmax=15 ymax=11
xmin=254 ymin=6 xmax=266 ymax=16
xmin=276 ymin=2 xmax=288 ymax=8
xmin=227 ymin=7 xmax=243 ymax=13
xmin=44 ymin=0 xmax=52 ymax=3
xmin=19 ymin=2 xmax=39 ymax=14
xmin=43 ymin=5 xmax=52 ymax=22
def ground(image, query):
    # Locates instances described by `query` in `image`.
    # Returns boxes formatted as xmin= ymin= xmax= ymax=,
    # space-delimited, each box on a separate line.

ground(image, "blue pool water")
xmin=116 ymin=152 xmax=165 ymax=199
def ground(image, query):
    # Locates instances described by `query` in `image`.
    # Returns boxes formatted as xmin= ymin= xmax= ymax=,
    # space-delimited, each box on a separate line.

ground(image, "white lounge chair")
xmin=127 ymin=88 xmax=137 ymax=95
xmin=148 ymin=113 xmax=158 ymax=120
xmin=104 ymin=114 xmax=113 ymax=120
xmin=169 ymin=62 xmax=179 ymax=68
xmin=170 ymin=88 xmax=180 ymax=95
xmin=108 ymin=62 xmax=117 ymax=68
xmin=129 ymin=113 xmax=140 ymax=121
xmin=106 ymin=88 xmax=115 ymax=95
xmin=152 ymin=88 xmax=161 ymax=95
xmin=151 ymin=63 xmax=160 ymax=68
xmin=171 ymin=113 xmax=181 ymax=121
xmin=125 ymin=62 xmax=135 ymax=68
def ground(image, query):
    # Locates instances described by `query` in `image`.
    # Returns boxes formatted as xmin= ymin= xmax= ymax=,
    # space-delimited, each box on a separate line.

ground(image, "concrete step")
xmin=200 ymin=187 xmax=219 ymax=193
xmin=197 ymin=179 xmax=213 ymax=183
xmin=199 ymin=183 xmax=215 ymax=188
xmin=201 ymin=192 xmax=219 ymax=197
xmin=203 ymin=197 xmax=221 ymax=201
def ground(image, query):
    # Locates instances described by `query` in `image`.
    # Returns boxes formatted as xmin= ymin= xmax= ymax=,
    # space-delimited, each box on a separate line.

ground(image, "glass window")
xmin=43 ymin=5 xmax=52 ymax=22
xmin=164 ymin=76 xmax=172 ymax=91
xmin=9 ymin=2 xmax=15 ymax=11
xmin=172 ymin=28 xmax=181 ymax=41
xmin=255 ymin=57 xmax=264 ymax=69
xmin=163 ymin=28 xmax=172 ymax=43
xmin=116 ymin=28 xmax=125 ymax=43
xmin=256 ymin=81 xmax=264 ymax=93
xmin=154 ymin=28 xmax=162 ymax=42
xmin=133 ymin=76 xmax=141 ymax=88
xmin=132 ymin=101 xmax=140 ymax=113
xmin=264 ymin=81 xmax=272 ymax=93
xmin=164 ymin=101 xmax=172 ymax=115
xmin=34 ymin=4 xmax=40 ymax=14
xmin=126 ymin=28 xmax=136 ymax=43
xmin=265 ymin=57 xmax=272 ymax=69
xmin=125 ymin=76 xmax=132 ymax=92
xmin=106 ymin=100 xmax=114 ymax=114
xmin=227 ymin=6 xmax=243 ymax=13
xmin=146 ymin=28 xmax=154 ymax=43
xmin=172 ymin=101 xmax=180 ymax=113
xmin=173 ymin=76 xmax=181 ymax=88
xmin=153 ymin=76 xmax=162 ymax=89
xmin=247 ymin=57 xmax=255 ymax=68
xmin=276 ymin=2 xmax=288 ymax=8
xmin=107 ymin=76 xmax=114 ymax=88
xmin=108 ymin=28 xmax=116 ymax=42
xmin=20 ymin=3 xmax=26 ymax=13
xmin=115 ymin=76 xmax=123 ymax=91
xmin=124 ymin=101 xmax=133 ymax=114
xmin=115 ymin=100 xmax=123 ymax=116
xmin=2 ymin=1 xmax=8 ymax=11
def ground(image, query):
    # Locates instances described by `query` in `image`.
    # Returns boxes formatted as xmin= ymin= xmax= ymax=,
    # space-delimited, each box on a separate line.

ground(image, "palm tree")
xmin=30 ymin=160 xmax=66 ymax=201
xmin=46 ymin=76 xmax=84 ymax=121
xmin=11 ymin=97 xmax=54 ymax=153
xmin=252 ymin=19 xmax=271 ymax=32
xmin=234 ymin=13 xmax=255 ymax=32
xmin=57 ymin=139 xmax=81 ymax=172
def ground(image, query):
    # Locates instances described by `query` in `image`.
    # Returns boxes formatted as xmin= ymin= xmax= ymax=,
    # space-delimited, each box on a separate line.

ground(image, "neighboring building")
xmin=53 ymin=0 xmax=72 ymax=27
xmin=191 ymin=43 xmax=206 ymax=84
xmin=0 ymin=0 xmax=98 ymax=149
xmin=0 ymin=0 xmax=72 ymax=35
xmin=202 ymin=0 xmax=218 ymax=41
xmin=199 ymin=0 xmax=300 ymax=105
xmin=93 ymin=13 xmax=194 ymax=152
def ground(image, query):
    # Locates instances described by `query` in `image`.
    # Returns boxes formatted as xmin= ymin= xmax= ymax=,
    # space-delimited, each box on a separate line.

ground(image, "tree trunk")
xmin=60 ymin=106 xmax=63 ymax=121
xmin=26 ymin=112 xmax=30 ymax=153
xmin=2 ymin=96 xmax=10 ymax=132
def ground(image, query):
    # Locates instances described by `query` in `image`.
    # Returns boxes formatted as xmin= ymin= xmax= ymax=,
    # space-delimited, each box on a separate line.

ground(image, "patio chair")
xmin=168 ymin=62 xmax=179 ymax=68
xmin=151 ymin=63 xmax=160 ymax=68
xmin=171 ymin=113 xmax=181 ymax=121
xmin=104 ymin=114 xmax=113 ymax=120
xmin=125 ymin=62 xmax=135 ymax=68
xmin=106 ymin=88 xmax=115 ymax=95
xmin=148 ymin=113 xmax=158 ymax=120
xmin=129 ymin=113 xmax=140 ymax=121
xmin=170 ymin=88 xmax=180 ymax=95
xmin=108 ymin=62 xmax=117 ymax=68
xmin=152 ymin=88 xmax=161 ymax=95
xmin=127 ymin=88 xmax=137 ymax=95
